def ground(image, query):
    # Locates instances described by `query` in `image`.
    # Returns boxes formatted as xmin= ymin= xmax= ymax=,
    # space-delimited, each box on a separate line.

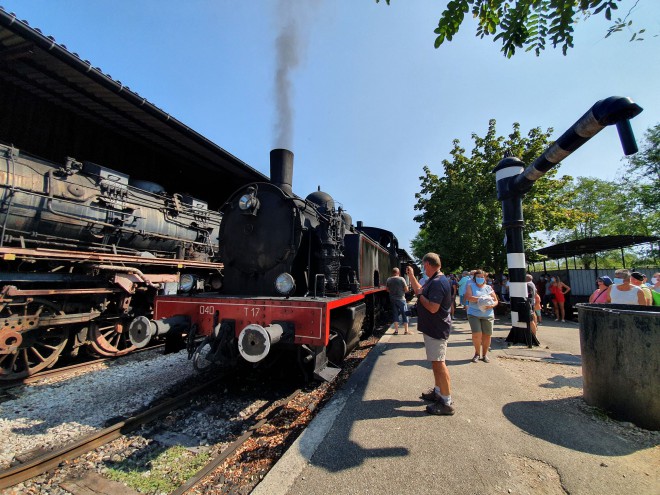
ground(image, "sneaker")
xmin=561 ymin=320 xmax=565 ymax=323
xmin=393 ymin=330 xmax=398 ymax=335
xmin=471 ymin=354 xmax=480 ymax=363
xmin=482 ymin=355 xmax=490 ymax=363
xmin=420 ymin=388 xmax=442 ymax=402
xmin=426 ymin=401 xmax=455 ymax=416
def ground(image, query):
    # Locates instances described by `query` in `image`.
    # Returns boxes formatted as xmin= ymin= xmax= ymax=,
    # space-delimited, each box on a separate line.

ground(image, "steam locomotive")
xmin=0 ymin=143 xmax=223 ymax=380
xmin=141 ymin=149 xmax=405 ymax=380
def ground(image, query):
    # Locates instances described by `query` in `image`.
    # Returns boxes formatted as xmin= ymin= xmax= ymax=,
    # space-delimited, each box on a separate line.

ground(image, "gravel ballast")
xmin=0 ymin=349 xmax=199 ymax=469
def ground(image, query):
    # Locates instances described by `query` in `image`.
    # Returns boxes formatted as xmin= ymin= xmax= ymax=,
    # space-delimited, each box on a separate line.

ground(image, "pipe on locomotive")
xmin=493 ymin=96 xmax=643 ymax=341
xmin=237 ymin=323 xmax=284 ymax=363
xmin=128 ymin=315 xmax=191 ymax=348
xmin=94 ymin=264 xmax=159 ymax=289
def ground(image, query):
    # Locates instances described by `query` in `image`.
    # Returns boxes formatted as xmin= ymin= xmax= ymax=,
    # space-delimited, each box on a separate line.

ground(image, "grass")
xmin=106 ymin=445 xmax=211 ymax=494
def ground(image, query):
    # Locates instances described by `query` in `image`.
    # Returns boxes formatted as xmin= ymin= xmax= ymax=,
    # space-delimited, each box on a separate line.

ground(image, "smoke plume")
xmin=273 ymin=1 xmax=321 ymax=149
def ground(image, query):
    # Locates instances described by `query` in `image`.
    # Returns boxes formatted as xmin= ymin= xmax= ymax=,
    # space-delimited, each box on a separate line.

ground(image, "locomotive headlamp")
xmin=238 ymin=186 xmax=259 ymax=214
xmin=275 ymin=272 xmax=296 ymax=296
xmin=210 ymin=274 xmax=223 ymax=291
xmin=238 ymin=194 xmax=255 ymax=210
xmin=179 ymin=273 xmax=196 ymax=293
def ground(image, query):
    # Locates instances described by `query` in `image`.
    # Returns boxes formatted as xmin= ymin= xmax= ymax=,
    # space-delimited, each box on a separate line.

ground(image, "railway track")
xmin=0 ymin=375 xmax=227 ymax=490
xmin=1 ymin=333 xmax=382 ymax=493
xmin=0 ymin=377 xmax=305 ymax=493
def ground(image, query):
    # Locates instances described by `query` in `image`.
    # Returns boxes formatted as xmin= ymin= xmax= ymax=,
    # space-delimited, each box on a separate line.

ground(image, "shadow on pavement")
xmin=540 ymin=375 xmax=583 ymax=389
xmin=312 ymin=442 xmax=410 ymax=473
xmin=502 ymin=397 xmax=659 ymax=456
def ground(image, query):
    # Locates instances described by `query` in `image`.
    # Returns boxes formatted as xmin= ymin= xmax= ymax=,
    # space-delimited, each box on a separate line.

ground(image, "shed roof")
xmin=535 ymin=235 xmax=659 ymax=259
xmin=0 ymin=8 xmax=267 ymax=205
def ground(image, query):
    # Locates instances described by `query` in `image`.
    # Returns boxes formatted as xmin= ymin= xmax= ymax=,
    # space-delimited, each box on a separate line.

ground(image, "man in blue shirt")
xmin=406 ymin=253 xmax=454 ymax=416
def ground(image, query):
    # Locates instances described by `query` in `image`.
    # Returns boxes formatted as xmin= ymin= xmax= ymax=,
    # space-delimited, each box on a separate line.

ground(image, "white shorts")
xmin=423 ymin=334 xmax=448 ymax=361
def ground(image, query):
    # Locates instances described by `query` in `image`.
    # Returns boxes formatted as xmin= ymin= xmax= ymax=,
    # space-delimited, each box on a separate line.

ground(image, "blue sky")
xmin=2 ymin=0 xmax=658 ymax=254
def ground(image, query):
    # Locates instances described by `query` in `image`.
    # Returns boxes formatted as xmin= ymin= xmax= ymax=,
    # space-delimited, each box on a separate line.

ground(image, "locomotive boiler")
xmin=0 ymin=143 xmax=223 ymax=380
xmin=147 ymin=149 xmax=399 ymax=380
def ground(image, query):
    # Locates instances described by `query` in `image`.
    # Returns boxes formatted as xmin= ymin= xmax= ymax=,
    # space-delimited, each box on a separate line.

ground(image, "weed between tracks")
xmin=107 ymin=445 xmax=211 ymax=493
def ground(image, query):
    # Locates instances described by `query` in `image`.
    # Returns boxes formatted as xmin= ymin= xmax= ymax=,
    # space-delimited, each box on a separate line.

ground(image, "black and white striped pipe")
xmin=494 ymin=96 xmax=643 ymax=332
xmin=510 ymin=96 xmax=643 ymax=197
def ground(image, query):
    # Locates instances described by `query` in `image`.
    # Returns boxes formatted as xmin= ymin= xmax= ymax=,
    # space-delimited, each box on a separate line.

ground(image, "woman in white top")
xmin=606 ymin=269 xmax=646 ymax=305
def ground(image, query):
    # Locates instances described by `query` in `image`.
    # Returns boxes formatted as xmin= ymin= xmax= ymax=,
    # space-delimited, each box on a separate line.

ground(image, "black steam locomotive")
xmin=145 ymin=149 xmax=403 ymax=380
xmin=0 ymin=143 xmax=223 ymax=380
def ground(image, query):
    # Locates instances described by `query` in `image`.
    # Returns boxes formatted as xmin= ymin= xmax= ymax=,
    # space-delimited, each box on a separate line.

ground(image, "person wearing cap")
xmin=630 ymin=272 xmax=652 ymax=305
xmin=589 ymin=276 xmax=612 ymax=304
xmin=606 ymin=269 xmax=647 ymax=305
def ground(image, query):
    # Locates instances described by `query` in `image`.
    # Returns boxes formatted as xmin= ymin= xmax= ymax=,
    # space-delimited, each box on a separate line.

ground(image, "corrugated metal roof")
xmin=0 ymin=8 xmax=267 ymax=205
xmin=536 ymin=235 xmax=659 ymax=259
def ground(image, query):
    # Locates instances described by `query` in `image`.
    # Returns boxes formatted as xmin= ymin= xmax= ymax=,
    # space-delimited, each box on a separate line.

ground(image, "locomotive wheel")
xmin=0 ymin=299 xmax=69 ymax=381
xmin=326 ymin=329 xmax=347 ymax=366
xmin=87 ymin=321 xmax=136 ymax=357
xmin=192 ymin=338 xmax=216 ymax=373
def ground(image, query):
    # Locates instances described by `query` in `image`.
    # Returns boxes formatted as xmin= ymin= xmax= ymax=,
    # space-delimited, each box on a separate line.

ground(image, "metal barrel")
xmin=578 ymin=303 xmax=660 ymax=430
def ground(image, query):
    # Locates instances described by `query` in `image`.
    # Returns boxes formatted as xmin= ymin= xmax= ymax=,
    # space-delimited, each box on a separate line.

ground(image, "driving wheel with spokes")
xmin=87 ymin=320 xmax=136 ymax=357
xmin=0 ymin=299 xmax=69 ymax=381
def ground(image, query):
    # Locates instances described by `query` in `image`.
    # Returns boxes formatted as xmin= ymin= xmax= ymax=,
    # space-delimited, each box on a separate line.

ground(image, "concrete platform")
xmin=253 ymin=311 xmax=659 ymax=495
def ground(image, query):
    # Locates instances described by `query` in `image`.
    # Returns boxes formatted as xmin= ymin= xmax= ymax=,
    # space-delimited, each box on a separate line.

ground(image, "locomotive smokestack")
xmin=270 ymin=149 xmax=294 ymax=195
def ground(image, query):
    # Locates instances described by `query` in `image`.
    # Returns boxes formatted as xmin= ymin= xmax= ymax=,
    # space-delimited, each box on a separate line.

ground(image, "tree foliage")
xmin=376 ymin=0 xmax=647 ymax=57
xmin=552 ymin=176 xmax=658 ymax=267
xmin=411 ymin=120 xmax=580 ymax=273
xmin=557 ymin=174 xmax=658 ymax=242
xmin=543 ymin=125 xmax=659 ymax=268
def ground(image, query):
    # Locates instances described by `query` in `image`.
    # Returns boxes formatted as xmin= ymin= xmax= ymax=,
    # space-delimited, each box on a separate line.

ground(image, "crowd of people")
xmin=385 ymin=258 xmax=660 ymax=419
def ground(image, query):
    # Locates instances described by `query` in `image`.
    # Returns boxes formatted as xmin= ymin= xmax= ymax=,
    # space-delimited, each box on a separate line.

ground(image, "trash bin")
xmin=577 ymin=303 xmax=660 ymax=430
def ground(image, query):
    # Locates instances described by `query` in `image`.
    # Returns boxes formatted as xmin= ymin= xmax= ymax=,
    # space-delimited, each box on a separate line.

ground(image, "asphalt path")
xmin=254 ymin=309 xmax=659 ymax=495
